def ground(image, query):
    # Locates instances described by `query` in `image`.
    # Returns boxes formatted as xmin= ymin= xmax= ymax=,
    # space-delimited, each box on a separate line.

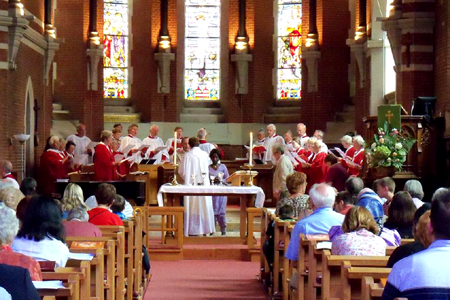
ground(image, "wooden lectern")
xmin=226 ymin=170 xmax=258 ymax=186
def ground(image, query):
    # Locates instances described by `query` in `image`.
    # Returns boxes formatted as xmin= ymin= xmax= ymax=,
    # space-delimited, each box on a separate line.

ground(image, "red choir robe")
xmin=168 ymin=139 xmax=182 ymax=155
xmin=304 ymin=152 xmax=329 ymax=192
xmin=294 ymin=150 xmax=312 ymax=173
xmin=347 ymin=149 xmax=365 ymax=176
xmin=3 ymin=173 xmax=15 ymax=179
xmin=112 ymin=151 xmax=130 ymax=180
xmin=39 ymin=149 xmax=65 ymax=196
xmin=93 ymin=143 xmax=114 ymax=181
xmin=340 ymin=146 xmax=356 ymax=169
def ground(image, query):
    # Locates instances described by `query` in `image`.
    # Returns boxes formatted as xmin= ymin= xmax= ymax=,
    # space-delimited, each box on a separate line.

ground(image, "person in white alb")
xmin=66 ymin=124 xmax=92 ymax=165
xmin=297 ymin=123 xmax=309 ymax=148
xmin=119 ymin=124 xmax=143 ymax=164
xmin=142 ymin=125 xmax=169 ymax=164
xmin=178 ymin=137 xmax=215 ymax=236
xmin=0 ymin=160 xmax=19 ymax=189
xmin=263 ymin=124 xmax=285 ymax=164
xmin=197 ymin=128 xmax=217 ymax=155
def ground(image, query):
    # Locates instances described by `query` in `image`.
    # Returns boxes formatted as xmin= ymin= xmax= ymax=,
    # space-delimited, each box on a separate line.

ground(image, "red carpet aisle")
xmin=144 ymin=260 xmax=268 ymax=299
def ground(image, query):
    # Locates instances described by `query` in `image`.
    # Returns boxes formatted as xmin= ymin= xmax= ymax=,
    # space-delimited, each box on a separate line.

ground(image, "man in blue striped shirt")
xmin=382 ymin=187 xmax=450 ymax=300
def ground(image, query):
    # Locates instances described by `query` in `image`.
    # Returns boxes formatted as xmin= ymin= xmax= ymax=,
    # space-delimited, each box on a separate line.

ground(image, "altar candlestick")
xmin=249 ymin=132 xmax=253 ymax=165
xmin=173 ymin=131 xmax=177 ymax=164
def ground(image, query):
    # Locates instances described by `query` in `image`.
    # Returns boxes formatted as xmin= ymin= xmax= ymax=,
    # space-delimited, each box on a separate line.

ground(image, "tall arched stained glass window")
xmin=103 ymin=0 xmax=129 ymax=99
xmin=185 ymin=0 xmax=220 ymax=101
xmin=277 ymin=0 xmax=302 ymax=100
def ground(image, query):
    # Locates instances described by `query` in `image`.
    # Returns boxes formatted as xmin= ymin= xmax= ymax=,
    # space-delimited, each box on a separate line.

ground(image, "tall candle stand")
xmin=244 ymin=163 xmax=254 ymax=186
xmin=171 ymin=163 xmax=179 ymax=186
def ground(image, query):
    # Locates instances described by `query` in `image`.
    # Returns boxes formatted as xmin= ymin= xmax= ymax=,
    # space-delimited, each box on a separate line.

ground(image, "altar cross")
xmin=385 ymin=110 xmax=394 ymax=124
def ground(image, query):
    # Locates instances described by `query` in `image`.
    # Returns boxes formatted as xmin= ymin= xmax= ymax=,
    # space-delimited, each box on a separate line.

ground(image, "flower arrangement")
xmin=366 ymin=121 xmax=416 ymax=171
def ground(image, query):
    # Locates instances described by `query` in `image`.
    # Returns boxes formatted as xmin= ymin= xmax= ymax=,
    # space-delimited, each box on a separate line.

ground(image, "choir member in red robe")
xmin=346 ymin=135 xmax=365 ymax=176
xmin=111 ymin=139 xmax=129 ymax=180
xmin=339 ymin=135 xmax=356 ymax=169
xmin=301 ymin=138 xmax=328 ymax=192
xmin=39 ymin=136 xmax=70 ymax=196
xmin=93 ymin=130 xmax=119 ymax=181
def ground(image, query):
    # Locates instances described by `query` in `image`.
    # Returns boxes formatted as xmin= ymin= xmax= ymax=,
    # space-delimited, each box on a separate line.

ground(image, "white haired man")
xmin=313 ymin=129 xmax=328 ymax=153
xmin=197 ymin=128 xmax=217 ymax=155
xmin=119 ymin=124 xmax=143 ymax=164
xmin=296 ymin=123 xmax=308 ymax=148
xmin=0 ymin=160 xmax=19 ymax=189
xmin=263 ymin=124 xmax=285 ymax=163
xmin=272 ymin=144 xmax=294 ymax=201
xmin=142 ymin=124 xmax=170 ymax=164
xmin=66 ymin=123 xmax=92 ymax=165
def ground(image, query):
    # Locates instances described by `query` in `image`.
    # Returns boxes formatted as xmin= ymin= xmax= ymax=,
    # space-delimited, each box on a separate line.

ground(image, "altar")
xmin=157 ymin=184 xmax=265 ymax=240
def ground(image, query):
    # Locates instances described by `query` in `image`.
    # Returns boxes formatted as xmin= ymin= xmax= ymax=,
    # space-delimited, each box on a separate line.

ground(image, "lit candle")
xmin=173 ymin=131 xmax=177 ymax=164
xmin=249 ymin=131 xmax=253 ymax=165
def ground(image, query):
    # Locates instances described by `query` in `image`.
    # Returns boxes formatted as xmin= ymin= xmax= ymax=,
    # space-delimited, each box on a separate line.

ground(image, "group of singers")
xmin=38 ymin=122 xmax=365 ymax=197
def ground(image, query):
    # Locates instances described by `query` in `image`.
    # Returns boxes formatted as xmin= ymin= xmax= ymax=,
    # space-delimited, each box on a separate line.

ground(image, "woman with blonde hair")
xmin=61 ymin=183 xmax=89 ymax=218
xmin=332 ymin=206 xmax=386 ymax=255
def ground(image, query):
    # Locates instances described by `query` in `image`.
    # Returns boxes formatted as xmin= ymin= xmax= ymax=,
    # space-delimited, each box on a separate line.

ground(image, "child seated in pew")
xmin=331 ymin=206 xmax=386 ymax=256
xmin=88 ymin=183 xmax=123 ymax=226
xmin=111 ymin=194 xmax=130 ymax=220
xmin=263 ymin=204 xmax=295 ymax=270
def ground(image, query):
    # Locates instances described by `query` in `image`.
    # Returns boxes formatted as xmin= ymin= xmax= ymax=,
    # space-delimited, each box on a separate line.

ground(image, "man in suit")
xmin=0 ymin=264 xmax=40 ymax=300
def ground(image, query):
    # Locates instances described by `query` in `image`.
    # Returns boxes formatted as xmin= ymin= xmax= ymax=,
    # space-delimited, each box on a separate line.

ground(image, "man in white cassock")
xmin=142 ymin=125 xmax=169 ymax=164
xmin=178 ymin=137 xmax=215 ymax=236
xmin=119 ymin=123 xmax=143 ymax=164
xmin=263 ymin=124 xmax=285 ymax=164
xmin=197 ymin=128 xmax=216 ymax=155
xmin=313 ymin=130 xmax=329 ymax=153
xmin=297 ymin=123 xmax=309 ymax=148
xmin=66 ymin=123 xmax=92 ymax=165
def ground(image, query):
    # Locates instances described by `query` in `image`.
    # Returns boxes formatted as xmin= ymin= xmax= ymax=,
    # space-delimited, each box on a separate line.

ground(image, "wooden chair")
xmin=321 ymin=250 xmax=389 ymax=300
xmin=341 ymin=261 xmax=391 ymax=300
xmin=37 ymin=274 xmax=80 ymax=300
xmin=67 ymin=237 xmax=116 ymax=300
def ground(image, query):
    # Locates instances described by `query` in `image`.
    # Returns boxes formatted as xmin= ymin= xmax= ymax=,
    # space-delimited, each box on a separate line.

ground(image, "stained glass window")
xmin=277 ymin=0 xmax=302 ymax=100
xmin=104 ymin=0 xmax=129 ymax=98
xmin=185 ymin=0 xmax=220 ymax=100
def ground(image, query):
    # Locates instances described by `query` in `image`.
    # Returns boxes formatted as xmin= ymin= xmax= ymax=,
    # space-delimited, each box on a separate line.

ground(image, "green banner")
xmin=378 ymin=105 xmax=401 ymax=130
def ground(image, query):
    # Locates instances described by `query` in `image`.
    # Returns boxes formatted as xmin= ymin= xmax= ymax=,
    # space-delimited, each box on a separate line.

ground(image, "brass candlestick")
xmin=244 ymin=163 xmax=254 ymax=186
xmin=171 ymin=163 xmax=179 ymax=186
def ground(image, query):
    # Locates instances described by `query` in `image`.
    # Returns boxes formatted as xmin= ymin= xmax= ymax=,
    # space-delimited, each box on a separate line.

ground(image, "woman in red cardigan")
xmin=346 ymin=135 xmax=365 ymax=176
xmin=301 ymin=137 xmax=328 ymax=192
xmin=93 ymin=130 xmax=120 ymax=181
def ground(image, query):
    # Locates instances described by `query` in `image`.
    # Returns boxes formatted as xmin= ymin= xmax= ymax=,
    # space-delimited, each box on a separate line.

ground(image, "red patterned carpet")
xmin=144 ymin=260 xmax=268 ymax=299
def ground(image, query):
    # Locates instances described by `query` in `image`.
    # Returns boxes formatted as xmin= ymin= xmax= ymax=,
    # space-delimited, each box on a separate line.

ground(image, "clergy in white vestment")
xmin=313 ymin=129 xmax=329 ymax=153
xmin=178 ymin=137 xmax=215 ymax=236
xmin=165 ymin=126 xmax=184 ymax=163
xmin=0 ymin=160 xmax=19 ymax=189
xmin=197 ymin=128 xmax=217 ymax=155
xmin=66 ymin=123 xmax=92 ymax=165
xmin=297 ymin=123 xmax=309 ymax=148
xmin=142 ymin=125 xmax=170 ymax=164
xmin=263 ymin=124 xmax=285 ymax=164
xmin=119 ymin=123 xmax=143 ymax=164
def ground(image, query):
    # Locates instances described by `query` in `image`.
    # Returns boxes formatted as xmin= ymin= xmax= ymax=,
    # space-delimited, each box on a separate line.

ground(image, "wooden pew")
xmin=400 ymin=239 xmax=414 ymax=245
xmin=361 ymin=276 xmax=385 ymax=300
xmin=341 ymin=261 xmax=391 ymax=300
xmin=247 ymin=207 xmax=262 ymax=261
xmin=259 ymin=208 xmax=275 ymax=284
xmin=131 ymin=208 xmax=146 ymax=295
xmin=282 ymin=223 xmax=295 ymax=300
xmin=321 ymin=250 xmax=390 ymax=300
xmin=97 ymin=226 xmax=126 ymax=300
xmin=67 ymin=237 xmax=116 ymax=300
xmin=37 ymin=274 xmax=80 ymax=300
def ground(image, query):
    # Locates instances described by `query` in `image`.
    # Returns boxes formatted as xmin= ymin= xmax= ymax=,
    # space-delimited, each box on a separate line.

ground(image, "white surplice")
xmin=66 ymin=134 xmax=92 ymax=165
xmin=120 ymin=135 xmax=143 ymax=164
xmin=263 ymin=134 xmax=285 ymax=164
xmin=142 ymin=136 xmax=169 ymax=164
xmin=178 ymin=147 xmax=215 ymax=236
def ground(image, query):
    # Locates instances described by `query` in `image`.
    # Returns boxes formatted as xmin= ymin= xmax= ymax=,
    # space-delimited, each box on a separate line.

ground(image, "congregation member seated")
xmin=285 ymin=183 xmax=344 ymax=290
xmin=0 ymin=202 xmax=42 ymax=280
xmin=208 ymin=149 xmax=229 ymax=236
xmin=275 ymin=172 xmax=311 ymax=219
xmin=387 ymin=203 xmax=432 ymax=268
xmin=88 ymin=183 xmax=123 ymax=226
xmin=0 ymin=264 xmax=40 ymax=300
xmin=111 ymin=194 xmax=129 ymax=220
xmin=383 ymin=191 xmax=416 ymax=238
xmin=61 ymin=183 xmax=91 ymax=219
xmin=12 ymin=196 xmax=69 ymax=268
xmin=374 ymin=176 xmax=395 ymax=215
xmin=382 ymin=188 xmax=450 ymax=300
xmin=331 ymin=206 xmax=386 ymax=256
xmin=263 ymin=204 xmax=295 ymax=270
xmin=324 ymin=154 xmax=349 ymax=192
xmin=16 ymin=177 xmax=38 ymax=222
xmin=403 ymin=179 xmax=425 ymax=208
xmin=345 ymin=177 xmax=364 ymax=203
xmin=64 ymin=207 xmax=103 ymax=237
xmin=272 ymin=144 xmax=294 ymax=201
xmin=334 ymin=191 xmax=354 ymax=215
xmin=86 ymin=193 xmax=134 ymax=218
xmin=0 ymin=186 xmax=24 ymax=210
